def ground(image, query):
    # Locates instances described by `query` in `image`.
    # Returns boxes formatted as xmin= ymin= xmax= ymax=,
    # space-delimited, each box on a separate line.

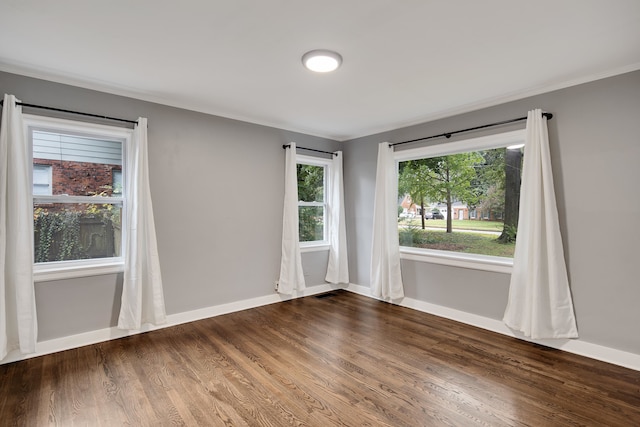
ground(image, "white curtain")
xmin=370 ymin=142 xmax=404 ymax=300
xmin=118 ymin=118 xmax=167 ymax=330
xmin=278 ymin=143 xmax=305 ymax=294
xmin=325 ymin=151 xmax=349 ymax=284
xmin=503 ymin=109 xmax=578 ymax=339
xmin=0 ymin=94 xmax=37 ymax=359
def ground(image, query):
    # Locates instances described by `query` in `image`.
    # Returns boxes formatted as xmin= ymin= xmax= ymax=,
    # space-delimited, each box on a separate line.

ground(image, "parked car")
xmin=426 ymin=210 xmax=444 ymax=220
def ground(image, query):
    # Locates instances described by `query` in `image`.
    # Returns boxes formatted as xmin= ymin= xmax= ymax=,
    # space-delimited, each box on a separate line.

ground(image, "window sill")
xmin=399 ymin=247 xmax=513 ymax=274
xmin=34 ymin=259 xmax=124 ymax=282
xmin=300 ymin=242 xmax=330 ymax=253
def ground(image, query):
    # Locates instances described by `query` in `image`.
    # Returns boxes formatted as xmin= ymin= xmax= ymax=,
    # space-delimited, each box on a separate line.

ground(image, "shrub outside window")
xmin=395 ymin=130 xmax=526 ymax=266
xmin=25 ymin=115 xmax=131 ymax=277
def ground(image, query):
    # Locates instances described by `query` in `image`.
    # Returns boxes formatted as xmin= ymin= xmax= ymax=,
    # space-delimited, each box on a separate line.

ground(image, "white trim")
xmin=298 ymin=201 xmax=323 ymax=207
xmin=34 ymin=259 xmax=124 ymax=282
xmin=300 ymin=243 xmax=330 ymax=253
xmin=295 ymin=153 xmax=332 ymax=167
xmin=346 ymin=283 xmax=640 ymax=372
xmin=0 ymin=283 xmax=341 ymax=365
xmin=400 ymin=247 xmax=513 ymax=274
xmin=394 ymin=129 xmax=526 ymax=161
xmin=344 ymin=63 xmax=640 ymax=141
xmin=4 ymin=282 xmax=638 ymax=371
xmin=3 ymin=62 xmax=638 ymax=141
xmin=34 ymin=195 xmax=123 ymax=205
xmin=24 ymin=114 xmax=133 ymax=139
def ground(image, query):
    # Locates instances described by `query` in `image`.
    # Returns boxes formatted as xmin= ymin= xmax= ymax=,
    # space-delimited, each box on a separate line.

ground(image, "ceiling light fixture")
xmin=302 ymin=50 xmax=342 ymax=73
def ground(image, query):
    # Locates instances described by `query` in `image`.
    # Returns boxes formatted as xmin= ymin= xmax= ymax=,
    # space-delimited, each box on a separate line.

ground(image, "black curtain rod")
xmin=283 ymin=144 xmax=337 ymax=156
xmin=390 ymin=112 xmax=553 ymax=148
xmin=0 ymin=99 xmax=138 ymax=125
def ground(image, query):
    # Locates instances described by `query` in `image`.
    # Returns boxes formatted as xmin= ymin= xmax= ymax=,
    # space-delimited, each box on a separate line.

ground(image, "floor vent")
xmin=315 ymin=292 xmax=338 ymax=299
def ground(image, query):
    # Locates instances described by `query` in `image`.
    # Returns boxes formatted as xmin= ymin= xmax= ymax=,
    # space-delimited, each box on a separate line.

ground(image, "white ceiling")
xmin=1 ymin=1 xmax=639 ymax=141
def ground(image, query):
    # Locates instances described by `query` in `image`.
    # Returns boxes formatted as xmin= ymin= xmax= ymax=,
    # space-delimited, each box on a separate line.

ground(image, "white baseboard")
xmin=5 ymin=282 xmax=638 ymax=372
xmin=1 ymin=283 xmax=338 ymax=365
xmin=346 ymin=283 xmax=640 ymax=372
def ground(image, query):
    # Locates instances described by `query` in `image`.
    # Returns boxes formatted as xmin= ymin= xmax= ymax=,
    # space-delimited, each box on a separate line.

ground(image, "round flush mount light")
xmin=302 ymin=50 xmax=342 ymax=73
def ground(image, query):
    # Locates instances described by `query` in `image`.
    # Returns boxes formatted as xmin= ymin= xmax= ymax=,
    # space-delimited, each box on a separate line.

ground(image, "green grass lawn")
xmin=400 ymin=218 xmax=504 ymax=232
xmin=399 ymin=226 xmax=515 ymax=257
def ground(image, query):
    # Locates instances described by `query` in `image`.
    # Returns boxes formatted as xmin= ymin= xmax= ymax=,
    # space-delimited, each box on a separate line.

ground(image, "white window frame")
xmin=296 ymin=154 xmax=331 ymax=252
xmin=24 ymin=114 xmax=132 ymax=281
xmin=394 ymin=129 xmax=526 ymax=274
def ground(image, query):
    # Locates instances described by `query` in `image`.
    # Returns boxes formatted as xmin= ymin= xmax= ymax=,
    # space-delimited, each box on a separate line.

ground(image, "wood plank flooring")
xmin=1 ymin=290 xmax=639 ymax=426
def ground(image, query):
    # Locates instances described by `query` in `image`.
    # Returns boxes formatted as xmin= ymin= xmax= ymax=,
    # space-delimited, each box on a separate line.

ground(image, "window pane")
xmin=34 ymin=203 xmax=122 ymax=262
xmin=299 ymin=206 xmax=324 ymax=242
xmin=398 ymin=147 xmax=522 ymax=258
xmin=297 ymin=164 xmax=324 ymax=202
xmin=32 ymin=131 xmax=123 ymax=197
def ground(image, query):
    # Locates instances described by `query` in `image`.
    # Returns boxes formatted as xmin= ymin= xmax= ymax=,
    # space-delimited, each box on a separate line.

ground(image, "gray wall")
xmin=0 ymin=71 xmax=339 ymax=341
xmin=3 ymin=69 xmax=638 ymax=357
xmin=343 ymin=70 xmax=640 ymax=355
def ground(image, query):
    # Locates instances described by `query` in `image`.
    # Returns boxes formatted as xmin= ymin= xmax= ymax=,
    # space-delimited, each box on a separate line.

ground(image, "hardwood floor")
xmin=1 ymin=290 xmax=639 ymax=426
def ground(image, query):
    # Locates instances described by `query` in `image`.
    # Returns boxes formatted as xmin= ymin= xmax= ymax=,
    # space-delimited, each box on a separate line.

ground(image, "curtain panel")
xmin=370 ymin=142 xmax=404 ymax=300
xmin=503 ymin=109 xmax=578 ymax=339
xmin=118 ymin=117 xmax=167 ymax=330
xmin=278 ymin=143 xmax=305 ymax=294
xmin=325 ymin=151 xmax=349 ymax=285
xmin=0 ymin=94 xmax=37 ymax=360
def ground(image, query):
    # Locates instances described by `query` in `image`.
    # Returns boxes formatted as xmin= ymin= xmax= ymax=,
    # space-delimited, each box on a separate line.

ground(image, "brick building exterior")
xmin=34 ymin=158 xmax=121 ymax=197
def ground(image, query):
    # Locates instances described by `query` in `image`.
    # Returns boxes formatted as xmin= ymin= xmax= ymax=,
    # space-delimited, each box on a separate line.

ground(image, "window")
xmin=32 ymin=164 xmax=52 ymax=195
xmin=25 ymin=115 xmax=132 ymax=280
xmin=395 ymin=129 xmax=525 ymax=271
xmin=296 ymin=155 xmax=330 ymax=247
xmin=112 ymin=169 xmax=123 ymax=195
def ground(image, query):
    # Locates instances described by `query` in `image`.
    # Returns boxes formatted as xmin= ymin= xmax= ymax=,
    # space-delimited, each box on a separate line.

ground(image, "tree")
xmin=297 ymin=164 xmax=323 ymax=201
xmin=423 ymin=153 xmax=484 ymax=232
xmin=399 ymin=153 xmax=484 ymax=233
xmin=398 ymin=159 xmax=437 ymax=229
xmin=472 ymin=149 xmax=505 ymax=212
xmin=497 ymin=147 xmax=522 ymax=243
xmin=478 ymin=184 xmax=504 ymax=215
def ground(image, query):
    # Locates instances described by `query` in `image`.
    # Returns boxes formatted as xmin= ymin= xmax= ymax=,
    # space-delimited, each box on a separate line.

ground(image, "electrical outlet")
xmin=274 ymin=280 xmax=279 ymax=291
